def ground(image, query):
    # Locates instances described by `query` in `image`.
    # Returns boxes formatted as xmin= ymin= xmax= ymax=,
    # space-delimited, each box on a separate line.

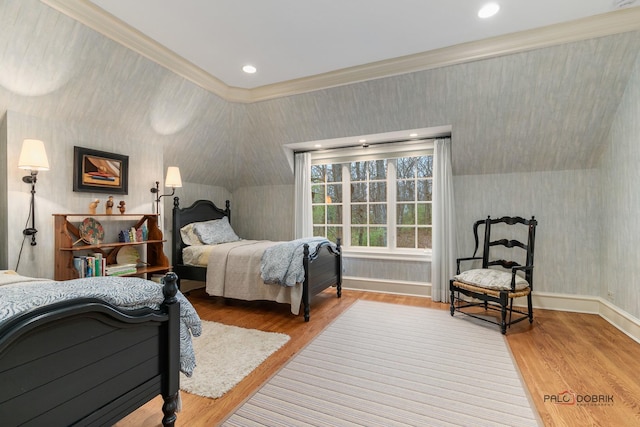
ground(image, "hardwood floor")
xmin=116 ymin=288 xmax=640 ymax=427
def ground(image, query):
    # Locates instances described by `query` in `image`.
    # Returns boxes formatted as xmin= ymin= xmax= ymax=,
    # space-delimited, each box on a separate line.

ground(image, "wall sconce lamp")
xmin=18 ymin=139 xmax=50 ymax=246
xmin=150 ymin=166 xmax=182 ymax=215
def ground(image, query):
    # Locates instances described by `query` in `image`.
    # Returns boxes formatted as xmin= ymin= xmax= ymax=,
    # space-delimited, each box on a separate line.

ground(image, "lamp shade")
xmin=18 ymin=139 xmax=50 ymax=171
xmin=164 ymin=166 xmax=182 ymax=188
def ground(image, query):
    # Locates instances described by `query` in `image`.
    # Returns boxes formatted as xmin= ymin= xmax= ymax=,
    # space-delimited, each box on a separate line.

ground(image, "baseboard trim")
xmin=343 ymin=278 xmax=640 ymax=344
xmin=343 ymin=277 xmax=430 ymax=298
xmin=597 ymin=298 xmax=640 ymax=345
xmin=529 ymin=291 xmax=601 ymax=313
xmin=532 ymin=292 xmax=640 ymax=344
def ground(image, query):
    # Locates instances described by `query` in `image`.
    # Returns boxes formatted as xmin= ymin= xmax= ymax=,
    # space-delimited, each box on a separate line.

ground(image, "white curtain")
xmin=432 ymin=138 xmax=456 ymax=303
xmin=294 ymin=152 xmax=313 ymax=238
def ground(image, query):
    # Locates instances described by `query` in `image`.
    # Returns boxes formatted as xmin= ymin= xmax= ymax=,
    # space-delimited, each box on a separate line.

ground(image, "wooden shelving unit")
xmin=53 ymin=213 xmax=170 ymax=281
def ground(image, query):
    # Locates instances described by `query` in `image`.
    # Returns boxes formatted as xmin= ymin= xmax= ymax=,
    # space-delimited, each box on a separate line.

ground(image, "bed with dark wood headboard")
xmin=0 ymin=272 xmax=200 ymax=426
xmin=172 ymin=197 xmax=342 ymax=321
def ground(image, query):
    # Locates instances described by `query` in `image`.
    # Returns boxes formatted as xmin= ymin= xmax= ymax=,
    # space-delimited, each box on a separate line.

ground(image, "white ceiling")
xmin=81 ymin=0 xmax=635 ymax=90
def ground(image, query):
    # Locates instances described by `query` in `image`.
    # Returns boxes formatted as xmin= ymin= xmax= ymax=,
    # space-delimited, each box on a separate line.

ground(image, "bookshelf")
xmin=53 ymin=213 xmax=170 ymax=281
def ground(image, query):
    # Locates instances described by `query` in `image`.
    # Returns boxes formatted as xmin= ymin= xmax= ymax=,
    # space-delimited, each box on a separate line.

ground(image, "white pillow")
xmin=453 ymin=268 xmax=529 ymax=291
xmin=193 ymin=216 xmax=240 ymax=245
xmin=180 ymin=223 xmax=203 ymax=246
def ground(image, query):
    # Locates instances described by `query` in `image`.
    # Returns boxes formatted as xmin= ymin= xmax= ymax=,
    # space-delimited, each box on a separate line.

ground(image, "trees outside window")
xmin=312 ymin=152 xmax=433 ymax=252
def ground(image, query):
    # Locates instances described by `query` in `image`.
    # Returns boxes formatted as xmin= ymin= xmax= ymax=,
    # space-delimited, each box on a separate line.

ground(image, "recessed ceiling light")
xmin=242 ymin=65 xmax=257 ymax=74
xmin=409 ymin=133 xmax=418 ymax=137
xmin=478 ymin=3 xmax=500 ymax=18
xmin=359 ymin=139 xmax=367 ymax=143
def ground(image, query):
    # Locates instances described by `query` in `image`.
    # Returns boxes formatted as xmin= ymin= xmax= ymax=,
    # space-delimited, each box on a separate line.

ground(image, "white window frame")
xmin=311 ymin=140 xmax=434 ymax=261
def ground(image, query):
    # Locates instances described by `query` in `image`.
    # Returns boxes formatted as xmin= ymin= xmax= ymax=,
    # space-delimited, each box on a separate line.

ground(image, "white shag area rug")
xmin=180 ymin=320 xmax=290 ymax=399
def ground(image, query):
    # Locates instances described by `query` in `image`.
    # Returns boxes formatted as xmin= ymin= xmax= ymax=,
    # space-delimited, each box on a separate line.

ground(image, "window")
xmin=311 ymin=142 xmax=433 ymax=253
xmin=311 ymin=163 xmax=343 ymax=243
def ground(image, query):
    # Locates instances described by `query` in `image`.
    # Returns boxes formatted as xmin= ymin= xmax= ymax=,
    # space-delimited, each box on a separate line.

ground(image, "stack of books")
xmin=73 ymin=253 xmax=106 ymax=278
xmin=105 ymin=263 xmax=137 ymax=276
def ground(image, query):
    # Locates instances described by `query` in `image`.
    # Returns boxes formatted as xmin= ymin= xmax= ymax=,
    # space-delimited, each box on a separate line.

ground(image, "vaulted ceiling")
xmin=45 ymin=0 xmax=640 ymax=101
xmin=87 ymin=0 xmax=632 ymax=90
xmin=1 ymin=1 xmax=640 ymax=191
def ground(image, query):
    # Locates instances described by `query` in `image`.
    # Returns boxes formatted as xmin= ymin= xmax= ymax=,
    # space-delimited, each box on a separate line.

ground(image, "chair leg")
xmin=449 ymin=288 xmax=455 ymax=316
xmin=500 ymin=292 xmax=508 ymax=334
xmin=509 ymin=298 xmax=514 ymax=326
xmin=527 ymin=292 xmax=534 ymax=323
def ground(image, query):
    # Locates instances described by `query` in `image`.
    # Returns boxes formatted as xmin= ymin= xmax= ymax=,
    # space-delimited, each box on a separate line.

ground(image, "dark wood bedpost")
xmin=302 ymin=243 xmax=311 ymax=322
xmin=336 ymin=238 xmax=342 ymax=298
xmin=161 ymin=272 xmax=180 ymax=427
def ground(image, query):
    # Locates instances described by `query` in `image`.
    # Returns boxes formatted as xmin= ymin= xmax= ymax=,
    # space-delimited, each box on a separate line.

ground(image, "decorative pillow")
xmin=193 ymin=216 xmax=240 ymax=245
xmin=453 ymin=268 xmax=529 ymax=291
xmin=180 ymin=223 xmax=203 ymax=246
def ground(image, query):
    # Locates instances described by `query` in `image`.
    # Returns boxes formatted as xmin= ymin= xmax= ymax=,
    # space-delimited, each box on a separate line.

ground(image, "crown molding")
xmin=40 ymin=0 xmax=238 ymax=100
xmin=250 ymin=8 xmax=640 ymax=101
xmin=41 ymin=1 xmax=640 ymax=104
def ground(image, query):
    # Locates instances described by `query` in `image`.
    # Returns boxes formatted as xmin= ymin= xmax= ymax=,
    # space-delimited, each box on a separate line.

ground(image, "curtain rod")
xmin=293 ymin=135 xmax=451 ymax=154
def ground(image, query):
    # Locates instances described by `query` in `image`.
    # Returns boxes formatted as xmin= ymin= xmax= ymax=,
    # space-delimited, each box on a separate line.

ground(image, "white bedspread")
xmin=203 ymin=240 xmax=304 ymax=315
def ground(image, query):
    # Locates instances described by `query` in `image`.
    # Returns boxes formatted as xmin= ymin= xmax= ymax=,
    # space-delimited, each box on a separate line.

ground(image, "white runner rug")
xmin=180 ymin=320 xmax=290 ymax=399
xmin=223 ymin=300 xmax=540 ymax=426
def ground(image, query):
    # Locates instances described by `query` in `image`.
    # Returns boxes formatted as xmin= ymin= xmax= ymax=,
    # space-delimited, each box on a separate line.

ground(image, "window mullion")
xmin=388 ymin=160 xmax=396 ymax=249
xmin=342 ymin=163 xmax=351 ymax=248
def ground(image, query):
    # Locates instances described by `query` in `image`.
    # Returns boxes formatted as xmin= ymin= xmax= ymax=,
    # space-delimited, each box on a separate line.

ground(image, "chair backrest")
xmin=471 ymin=216 xmax=538 ymax=287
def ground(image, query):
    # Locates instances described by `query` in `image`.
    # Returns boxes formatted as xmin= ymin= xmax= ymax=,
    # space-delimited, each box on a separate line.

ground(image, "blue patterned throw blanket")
xmin=260 ymin=237 xmax=332 ymax=287
xmin=0 ymin=275 xmax=202 ymax=376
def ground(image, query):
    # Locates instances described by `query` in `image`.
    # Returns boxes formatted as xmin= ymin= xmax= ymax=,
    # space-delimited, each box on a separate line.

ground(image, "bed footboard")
xmin=302 ymin=239 xmax=342 ymax=321
xmin=0 ymin=273 xmax=180 ymax=426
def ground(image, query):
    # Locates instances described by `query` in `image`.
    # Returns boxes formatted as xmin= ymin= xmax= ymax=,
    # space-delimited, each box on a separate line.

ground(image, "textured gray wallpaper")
xmin=454 ymin=169 xmax=601 ymax=297
xmin=0 ymin=113 xmax=7 ymax=269
xmin=1 ymin=1 xmax=639 ymax=193
xmin=600 ymin=50 xmax=640 ymax=319
xmin=232 ymin=185 xmax=295 ymax=241
xmin=237 ymin=32 xmax=640 ymax=187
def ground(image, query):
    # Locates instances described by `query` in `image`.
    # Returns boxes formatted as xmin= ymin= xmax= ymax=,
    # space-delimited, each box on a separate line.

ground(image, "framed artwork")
xmin=73 ymin=146 xmax=129 ymax=194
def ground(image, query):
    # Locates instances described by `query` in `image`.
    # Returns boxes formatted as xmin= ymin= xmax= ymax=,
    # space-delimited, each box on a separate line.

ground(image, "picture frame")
xmin=73 ymin=146 xmax=129 ymax=194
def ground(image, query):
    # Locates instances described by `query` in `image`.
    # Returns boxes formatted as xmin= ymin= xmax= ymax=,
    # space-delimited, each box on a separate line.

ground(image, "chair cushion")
xmin=453 ymin=269 xmax=529 ymax=291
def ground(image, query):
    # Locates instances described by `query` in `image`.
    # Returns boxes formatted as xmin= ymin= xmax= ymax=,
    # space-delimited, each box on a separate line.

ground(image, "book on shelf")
xmin=73 ymin=257 xmax=85 ymax=278
xmin=106 ymin=269 xmax=137 ymax=276
xmin=73 ymin=254 xmax=106 ymax=278
xmin=105 ymin=263 xmax=137 ymax=276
